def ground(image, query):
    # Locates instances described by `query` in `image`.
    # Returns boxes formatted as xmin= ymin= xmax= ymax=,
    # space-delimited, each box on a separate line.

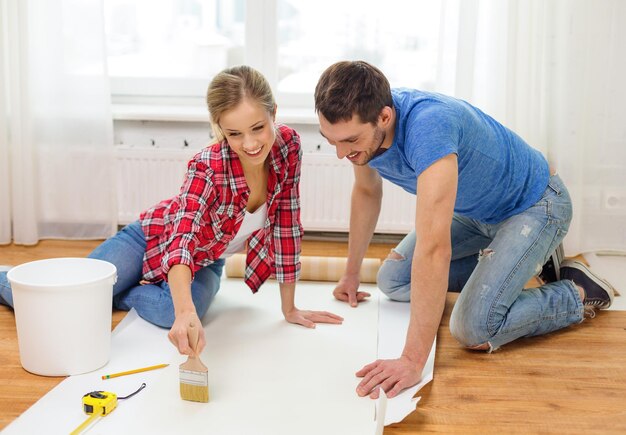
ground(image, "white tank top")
xmin=219 ymin=203 xmax=268 ymax=258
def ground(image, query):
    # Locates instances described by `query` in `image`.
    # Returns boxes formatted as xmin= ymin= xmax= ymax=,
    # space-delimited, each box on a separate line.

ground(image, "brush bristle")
xmin=180 ymin=368 xmax=209 ymax=403
xmin=180 ymin=382 xmax=209 ymax=403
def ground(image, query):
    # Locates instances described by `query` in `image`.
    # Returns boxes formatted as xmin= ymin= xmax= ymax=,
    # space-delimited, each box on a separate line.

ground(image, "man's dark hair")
xmin=314 ymin=61 xmax=393 ymax=124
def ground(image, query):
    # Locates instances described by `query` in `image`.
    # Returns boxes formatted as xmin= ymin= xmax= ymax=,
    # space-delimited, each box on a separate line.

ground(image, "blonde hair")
xmin=206 ymin=65 xmax=276 ymax=141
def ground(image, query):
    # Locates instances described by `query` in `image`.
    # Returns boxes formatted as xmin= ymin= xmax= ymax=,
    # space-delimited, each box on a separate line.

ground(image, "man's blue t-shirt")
xmin=368 ymin=89 xmax=549 ymax=224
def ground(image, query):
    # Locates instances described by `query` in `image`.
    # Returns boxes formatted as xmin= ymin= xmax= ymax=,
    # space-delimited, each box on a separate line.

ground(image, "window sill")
xmin=112 ymin=104 xmax=320 ymax=125
xmin=112 ymin=104 xmax=210 ymax=123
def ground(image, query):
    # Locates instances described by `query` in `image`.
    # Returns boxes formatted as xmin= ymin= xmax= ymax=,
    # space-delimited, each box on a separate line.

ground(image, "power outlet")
xmin=603 ymin=190 xmax=626 ymax=210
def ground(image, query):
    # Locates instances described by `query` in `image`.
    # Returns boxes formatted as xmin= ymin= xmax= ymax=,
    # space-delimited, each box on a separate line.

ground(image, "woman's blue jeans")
xmin=376 ymin=174 xmax=582 ymax=351
xmin=0 ymin=221 xmax=224 ymax=328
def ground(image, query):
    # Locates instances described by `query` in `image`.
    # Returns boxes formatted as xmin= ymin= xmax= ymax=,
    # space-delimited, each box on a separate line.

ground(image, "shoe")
xmin=560 ymin=260 xmax=615 ymax=309
xmin=538 ymin=243 xmax=565 ymax=283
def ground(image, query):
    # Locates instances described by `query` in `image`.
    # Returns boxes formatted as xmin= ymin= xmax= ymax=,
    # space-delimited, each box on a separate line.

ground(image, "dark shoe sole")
xmin=561 ymin=260 xmax=616 ymax=308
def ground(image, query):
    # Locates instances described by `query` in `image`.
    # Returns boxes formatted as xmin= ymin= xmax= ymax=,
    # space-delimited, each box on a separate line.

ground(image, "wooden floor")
xmin=1 ymin=240 xmax=625 ymax=433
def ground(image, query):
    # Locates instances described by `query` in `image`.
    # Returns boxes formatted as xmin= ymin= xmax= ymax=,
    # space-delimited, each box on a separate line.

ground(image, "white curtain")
xmin=439 ymin=0 xmax=626 ymax=255
xmin=0 ymin=0 xmax=116 ymax=245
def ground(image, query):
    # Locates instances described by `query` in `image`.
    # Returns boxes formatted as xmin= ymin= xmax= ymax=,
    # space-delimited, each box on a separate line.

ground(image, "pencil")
xmin=101 ymin=364 xmax=169 ymax=380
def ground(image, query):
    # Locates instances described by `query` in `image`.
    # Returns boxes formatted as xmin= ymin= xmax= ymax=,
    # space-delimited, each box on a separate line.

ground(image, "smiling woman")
xmin=205 ymin=66 xmax=279 ymax=211
xmin=219 ymin=98 xmax=274 ymax=212
xmin=0 ymin=65 xmax=344 ymax=367
xmin=216 ymin=101 xmax=276 ymax=164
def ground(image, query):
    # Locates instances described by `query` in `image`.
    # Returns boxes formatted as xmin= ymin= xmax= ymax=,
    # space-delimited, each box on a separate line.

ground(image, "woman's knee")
xmin=191 ymin=267 xmax=222 ymax=317
xmin=191 ymin=291 xmax=216 ymax=322
xmin=135 ymin=305 xmax=175 ymax=329
xmin=115 ymin=285 xmax=176 ymax=329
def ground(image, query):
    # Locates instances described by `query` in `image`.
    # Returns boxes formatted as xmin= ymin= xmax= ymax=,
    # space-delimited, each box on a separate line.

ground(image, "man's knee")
xmin=377 ymin=251 xmax=411 ymax=302
xmin=379 ymin=285 xmax=411 ymax=302
xmin=449 ymin=305 xmax=492 ymax=349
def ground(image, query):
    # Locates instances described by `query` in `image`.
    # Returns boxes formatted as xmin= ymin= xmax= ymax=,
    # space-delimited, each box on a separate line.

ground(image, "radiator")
xmin=115 ymin=147 xmax=195 ymax=224
xmin=115 ymin=147 xmax=415 ymax=233
xmin=298 ymin=153 xmax=415 ymax=233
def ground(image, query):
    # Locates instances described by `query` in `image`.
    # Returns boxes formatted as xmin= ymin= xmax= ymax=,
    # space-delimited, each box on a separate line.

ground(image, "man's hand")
xmin=333 ymin=274 xmax=371 ymax=307
xmin=355 ymin=355 xmax=423 ymax=399
xmin=168 ymin=310 xmax=205 ymax=356
xmin=283 ymin=307 xmax=344 ymax=328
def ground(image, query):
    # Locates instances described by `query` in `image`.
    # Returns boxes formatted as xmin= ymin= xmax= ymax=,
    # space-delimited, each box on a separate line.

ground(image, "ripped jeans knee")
xmin=377 ymin=249 xmax=411 ymax=302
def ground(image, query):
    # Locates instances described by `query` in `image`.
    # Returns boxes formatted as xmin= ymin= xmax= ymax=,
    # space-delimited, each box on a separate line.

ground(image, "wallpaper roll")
xmin=224 ymin=254 xmax=381 ymax=284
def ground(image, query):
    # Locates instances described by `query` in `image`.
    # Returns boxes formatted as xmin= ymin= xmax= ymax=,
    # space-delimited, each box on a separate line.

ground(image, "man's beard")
xmin=355 ymin=127 xmax=386 ymax=166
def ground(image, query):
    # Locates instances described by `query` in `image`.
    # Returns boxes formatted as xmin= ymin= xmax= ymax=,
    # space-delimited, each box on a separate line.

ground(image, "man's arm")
xmin=356 ymin=154 xmax=457 ymax=398
xmin=334 ymin=164 xmax=383 ymax=306
xmin=403 ymin=153 xmax=457 ymax=369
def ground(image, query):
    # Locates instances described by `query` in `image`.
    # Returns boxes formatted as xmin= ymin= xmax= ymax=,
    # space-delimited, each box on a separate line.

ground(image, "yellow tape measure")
xmin=70 ymin=383 xmax=145 ymax=435
xmin=82 ymin=390 xmax=118 ymax=416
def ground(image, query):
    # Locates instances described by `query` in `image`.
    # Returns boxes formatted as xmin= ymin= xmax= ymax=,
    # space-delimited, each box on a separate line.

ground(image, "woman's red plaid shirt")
xmin=139 ymin=125 xmax=303 ymax=293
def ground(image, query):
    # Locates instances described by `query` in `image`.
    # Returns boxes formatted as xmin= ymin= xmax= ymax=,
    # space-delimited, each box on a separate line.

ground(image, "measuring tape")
xmin=70 ymin=383 xmax=145 ymax=434
xmin=82 ymin=390 xmax=118 ymax=416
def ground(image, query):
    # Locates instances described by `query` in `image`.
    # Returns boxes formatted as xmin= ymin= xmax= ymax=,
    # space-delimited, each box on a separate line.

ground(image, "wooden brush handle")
xmin=182 ymin=322 xmax=207 ymax=372
xmin=187 ymin=322 xmax=200 ymax=355
xmin=182 ymin=354 xmax=207 ymax=372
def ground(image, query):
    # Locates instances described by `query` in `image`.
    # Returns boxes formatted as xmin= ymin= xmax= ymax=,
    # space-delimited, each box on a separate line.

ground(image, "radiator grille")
xmin=115 ymin=147 xmax=415 ymax=233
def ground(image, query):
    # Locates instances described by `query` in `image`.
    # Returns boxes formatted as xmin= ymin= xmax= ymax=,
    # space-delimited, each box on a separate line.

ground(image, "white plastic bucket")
xmin=7 ymin=258 xmax=117 ymax=376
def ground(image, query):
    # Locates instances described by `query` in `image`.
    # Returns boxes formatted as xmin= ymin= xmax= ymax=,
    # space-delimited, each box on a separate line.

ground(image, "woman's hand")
xmin=279 ymin=282 xmax=343 ymax=328
xmin=168 ymin=310 xmax=205 ymax=356
xmin=282 ymin=307 xmax=344 ymax=329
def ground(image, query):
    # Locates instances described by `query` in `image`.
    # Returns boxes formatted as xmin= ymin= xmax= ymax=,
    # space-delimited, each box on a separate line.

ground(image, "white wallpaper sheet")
xmin=5 ymin=279 xmax=435 ymax=434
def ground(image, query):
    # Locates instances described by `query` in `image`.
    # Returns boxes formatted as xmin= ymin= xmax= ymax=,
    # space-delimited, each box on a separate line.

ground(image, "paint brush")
xmin=179 ymin=323 xmax=209 ymax=403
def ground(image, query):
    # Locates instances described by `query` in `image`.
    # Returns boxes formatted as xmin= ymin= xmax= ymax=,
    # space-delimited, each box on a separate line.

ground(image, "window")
xmin=104 ymin=0 xmax=245 ymax=98
xmin=276 ymin=0 xmax=444 ymax=107
xmin=104 ymin=0 xmax=445 ymax=107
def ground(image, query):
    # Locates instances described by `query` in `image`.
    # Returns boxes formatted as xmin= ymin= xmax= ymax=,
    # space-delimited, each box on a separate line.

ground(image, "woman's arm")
xmin=274 ymin=129 xmax=343 ymax=327
xmin=167 ymin=264 xmax=206 ymax=355
xmin=271 ymin=132 xmax=304 ymax=284
xmin=161 ymin=159 xmax=216 ymax=281
xmin=162 ymin=157 xmax=216 ymax=355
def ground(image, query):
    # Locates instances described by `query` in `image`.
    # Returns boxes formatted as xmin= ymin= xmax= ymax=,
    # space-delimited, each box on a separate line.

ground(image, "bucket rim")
xmin=7 ymin=257 xmax=117 ymax=289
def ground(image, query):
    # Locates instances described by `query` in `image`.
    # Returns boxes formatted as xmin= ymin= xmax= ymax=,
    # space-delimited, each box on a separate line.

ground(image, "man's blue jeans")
xmin=376 ymin=174 xmax=582 ymax=350
xmin=0 ymin=221 xmax=224 ymax=328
